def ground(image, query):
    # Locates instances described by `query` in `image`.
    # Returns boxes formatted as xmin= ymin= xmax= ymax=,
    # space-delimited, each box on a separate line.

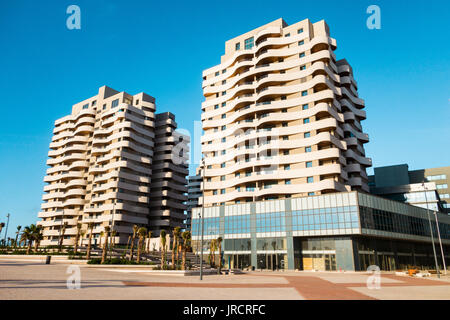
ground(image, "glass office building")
xmin=191 ymin=192 xmax=450 ymax=271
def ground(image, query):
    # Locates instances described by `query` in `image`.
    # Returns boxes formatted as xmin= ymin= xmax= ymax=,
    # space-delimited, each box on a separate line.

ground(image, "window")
xmin=221 ymin=150 xmax=226 ymax=155
xmin=299 ymin=52 xmax=305 ymax=58
xmin=304 ymin=132 xmax=311 ymax=138
xmin=308 ymin=192 xmax=314 ymax=196
xmin=214 ymin=104 xmax=219 ymax=109
xmin=302 ymin=104 xmax=309 ymax=110
xmin=244 ymin=37 xmax=254 ymax=50
xmin=82 ymin=104 xmax=89 ymax=109
xmin=305 ymin=146 xmax=312 ymax=152
xmin=221 ymin=189 xmax=225 ymax=194
xmin=222 ymin=69 xmax=226 ymax=74
xmin=221 ymin=163 xmax=226 ymax=168
xmin=235 ymin=42 xmax=240 ymax=51
xmin=300 ymin=65 xmax=306 ymax=70
xmin=440 ymin=194 xmax=449 ymax=199
xmin=222 ymin=102 xmax=226 ymax=107
xmin=281 ymin=95 xmax=287 ymax=100
xmin=437 ymin=184 xmax=448 ymax=189
xmin=222 ymin=91 xmax=226 ymax=96
xmin=235 ymin=172 xmax=240 ymax=178
xmin=298 ymin=40 xmax=304 ymax=45
xmin=303 ymin=118 xmax=310 ymax=124
xmin=222 ymin=80 xmax=226 ymax=85
xmin=301 ymin=91 xmax=308 ymax=96
xmin=221 ymin=137 xmax=226 ymax=142
xmin=221 ymin=114 xmax=226 ymax=119
xmin=283 ymin=136 xmax=289 ymax=140
xmin=221 ymin=125 xmax=226 ymax=130
xmin=284 ymin=165 xmax=290 ymax=170
xmin=112 ymin=99 xmax=119 ymax=108
xmin=220 ymin=176 xmax=225 ymax=181
xmin=427 ymin=174 xmax=447 ymax=181
xmin=215 ymin=71 xmax=220 ymax=76
xmin=285 ymin=179 xmax=291 ymax=185
xmin=103 ymin=104 xmax=106 ymax=110
xmin=213 ymin=190 xmax=218 ymax=195
xmin=282 ymin=122 xmax=288 ymax=127
xmin=298 ymin=28 xmax=304 ymax=34
xmin=307 ymin=177 xmax=314 ymax=183
xmin=285 ymin=33 xmax=290 ymax=37
xmin=282 ymin=108 xmax=287 ymax=113
xmin=306 ymin=161 xmax=313 ymax=168
xmin=283 ymin=150 xmax=289 ymax=155
xmin=91 ymin=100 xmax=97 ymax=106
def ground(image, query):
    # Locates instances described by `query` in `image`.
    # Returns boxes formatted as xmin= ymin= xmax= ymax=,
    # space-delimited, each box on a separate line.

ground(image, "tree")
xmin=33 ymin=227 xmax=43 ymax=252
xmin=20 ymin=226 xmax=33 ymax=254
xmin=59 ymin=222 xmax=68 ymax=252
xmin=129 ymin=225 xmax=138 ymax=261
xmin=74 ymin=223 xmax=82 ymax=255
xmin=217 ymin=237 xmax=223 ymax=274
xmin=80 ymin=230 xmax=86 ymax=248
xmin=101 ymin=226 xmax=110 ymax=264
xmin=181 ymin=231 xmax=191 ymax=270
xmin=0 ymin=223 xmax=5 ymax=241
xmin=210 ymin=239 xmax=217 ymax=268
xmin=137 ymin=227 xmax=147 ymax=263
xmin=172 ymin=227 xmax=181 ymax=267
xmin=86 ymin=222 xmax=94 ymax=260
xmin=14 ymin=226 xmax=22 ymax=248
xmin=160 ymin=230 xmax=167 ymax=269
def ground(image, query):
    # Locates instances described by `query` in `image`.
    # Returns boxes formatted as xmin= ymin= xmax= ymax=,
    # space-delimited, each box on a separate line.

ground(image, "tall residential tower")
xmin=38 ymin=86 xmax=188 ymax=246
xmin=200 ymin=18 xmax=371 ymax=206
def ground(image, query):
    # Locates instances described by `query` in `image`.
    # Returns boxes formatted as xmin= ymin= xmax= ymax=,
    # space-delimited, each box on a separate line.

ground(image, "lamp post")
xmin=200 ymin=158 xmax=205 ymax=281
xmin=433 ymin=210 xmax=447 ymax=275
xmin=423 ymin=182 xmax=440 ymax=278
xmin=4 ymin=213 xmax=10 ymax=245
xmin=109 ymin=201 xmax=116 ymax=260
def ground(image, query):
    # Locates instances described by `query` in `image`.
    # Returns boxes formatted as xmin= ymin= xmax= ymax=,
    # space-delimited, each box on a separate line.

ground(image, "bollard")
xmin=46 ymin=255 xmax=52 ymax=264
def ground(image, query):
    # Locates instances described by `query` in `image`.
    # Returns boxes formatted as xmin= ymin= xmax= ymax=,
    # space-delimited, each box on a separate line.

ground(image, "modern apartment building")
xmin=149 ymin=112 xmax=189 ymax=232
xmin=369 ymin=164 xmax=450 ymax=214
xmin=186 ymin=168 xmax=202 ymax=229
xmin=200 ymin=18 xmax=371 ymax=207
xmin=37 ymin=86 xmax=188 ymax=246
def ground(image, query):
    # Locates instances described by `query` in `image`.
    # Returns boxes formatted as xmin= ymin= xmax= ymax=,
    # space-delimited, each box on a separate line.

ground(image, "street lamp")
xmin=200 ymin=158 xmax=206 ymax=281
xmin=423 ymin=182 xmax=440 ymax=278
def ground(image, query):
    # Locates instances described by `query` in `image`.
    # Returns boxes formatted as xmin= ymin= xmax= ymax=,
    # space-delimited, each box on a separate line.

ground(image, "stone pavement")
xmin=1 ymin=260 xmax=449 ymax=300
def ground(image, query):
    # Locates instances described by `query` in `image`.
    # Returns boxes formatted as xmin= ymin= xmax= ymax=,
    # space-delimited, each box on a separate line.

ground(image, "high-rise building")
xmin=200 ymin=18 xmax=371 ymax=207
xmin=186 ymin=167 xmax=202 ymax=229
xmin=369 ymin=164 xmax=450 ymax=214
xmin=149 ymin=112 xmax=189 ymax=232
xmin=37 ymin=86 xmax=188 ymax=246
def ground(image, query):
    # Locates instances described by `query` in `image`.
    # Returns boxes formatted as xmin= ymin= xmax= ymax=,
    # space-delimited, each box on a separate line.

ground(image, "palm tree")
xmin=33 ymin=227 xmax=43 ymax=252
xmin=172 ymin=227 xmax=181 ymax=267
xmin=209 ymin=239 xmax=217 ymax=267
xmin=73 ymin=223 xmax=82 ymax=255
xmin=160 ymin=230 xmax=167 ymax=269
xmin=136 ymin=227 xmax=147 ymax=263
xmin=0 ymin=222 xmax=5 ymax=241
xmin=58 ymin=222 xmax=68 ymax=252
xmin=217 ymin=237 xmax=223 ymax=274
xmin=128 ymin=225 xmax=138 ymax=261
xmin=101 ymin=226 xmax=110 ymax=264
xmin=14 ymin=226 xmax=22 ymax=248
xmin=86 ymin=222 xmax=94 ymax=260
xmin=181 ymin=231 xmax=191 ymax=270
xmin=20 ymin=226 xmax=33 ymax=254
xmin=80 ymin=230 xmax=86 ymax=248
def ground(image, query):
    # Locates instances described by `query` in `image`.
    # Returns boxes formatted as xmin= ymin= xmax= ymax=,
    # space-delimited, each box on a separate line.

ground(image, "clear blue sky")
xmin=0 ymin=0 xmax=449 ymax=238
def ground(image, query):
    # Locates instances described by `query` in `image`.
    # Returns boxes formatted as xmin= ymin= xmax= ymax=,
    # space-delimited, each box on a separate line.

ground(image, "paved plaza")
xmin=1 ymin=259 xmax=450 ymax=300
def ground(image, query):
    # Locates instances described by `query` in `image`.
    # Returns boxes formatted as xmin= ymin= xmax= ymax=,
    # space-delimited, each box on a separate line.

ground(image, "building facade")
xmin=37 ymin=86 xmax=188 ymax=246
xmin=191 ymin=192 xmax=450 ymax=271
xmin=200 ymin=18 xmax=371 ymax=207
xmin=186 ymin=168 xmax=202 ymax=230
xmin=369 ymin=164 xmax=449 ymax=214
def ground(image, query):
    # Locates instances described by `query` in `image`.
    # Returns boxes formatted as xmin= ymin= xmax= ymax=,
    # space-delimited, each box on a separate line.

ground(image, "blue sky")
xmin=0 ymin=0 xmax=449 ymax=238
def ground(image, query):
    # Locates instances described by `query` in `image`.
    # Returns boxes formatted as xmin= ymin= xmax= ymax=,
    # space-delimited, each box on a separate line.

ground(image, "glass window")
xmin=244 ymin=37 xmax=254 ymax=50
xmin=300 ymin=65 xmax=306 ymax=70
xmin=303 ymin=118 xmax=310 ymax=124
xmin=305 ymin=146 xmax=312 ymax=153
xmin=304 ymin=132 xmax=311 ymax=138
xmin=437 ymin=184 xmax=448 ymax=189
xmin=298 ymin=40 xmax=304 ymax=45
xmin=299 ymin=52 xmax=305 ymax=58
xmin=235 ymin=42 xmax=240 ymax=51
xmin=301 ymin=90 xmax=308 ymax=96
xmin=215 ymin=71 xmax=219 ymax=76
xmin=284 ymin=164 xmax=290 ymax=170
xmin=306 ymin=161 xmax=312 ymax=168
xmin=285 ymin=179 xmax=291 ymax=185
xmin=298 ymin=28 xmax=303 ymax=34
xmin=302 ymin=104 xmax=308 ymax=110
xmin=111 ymin=99 xmax=119 ymax=108
xmin=307 ymin=177 xmax=314 ymax=183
